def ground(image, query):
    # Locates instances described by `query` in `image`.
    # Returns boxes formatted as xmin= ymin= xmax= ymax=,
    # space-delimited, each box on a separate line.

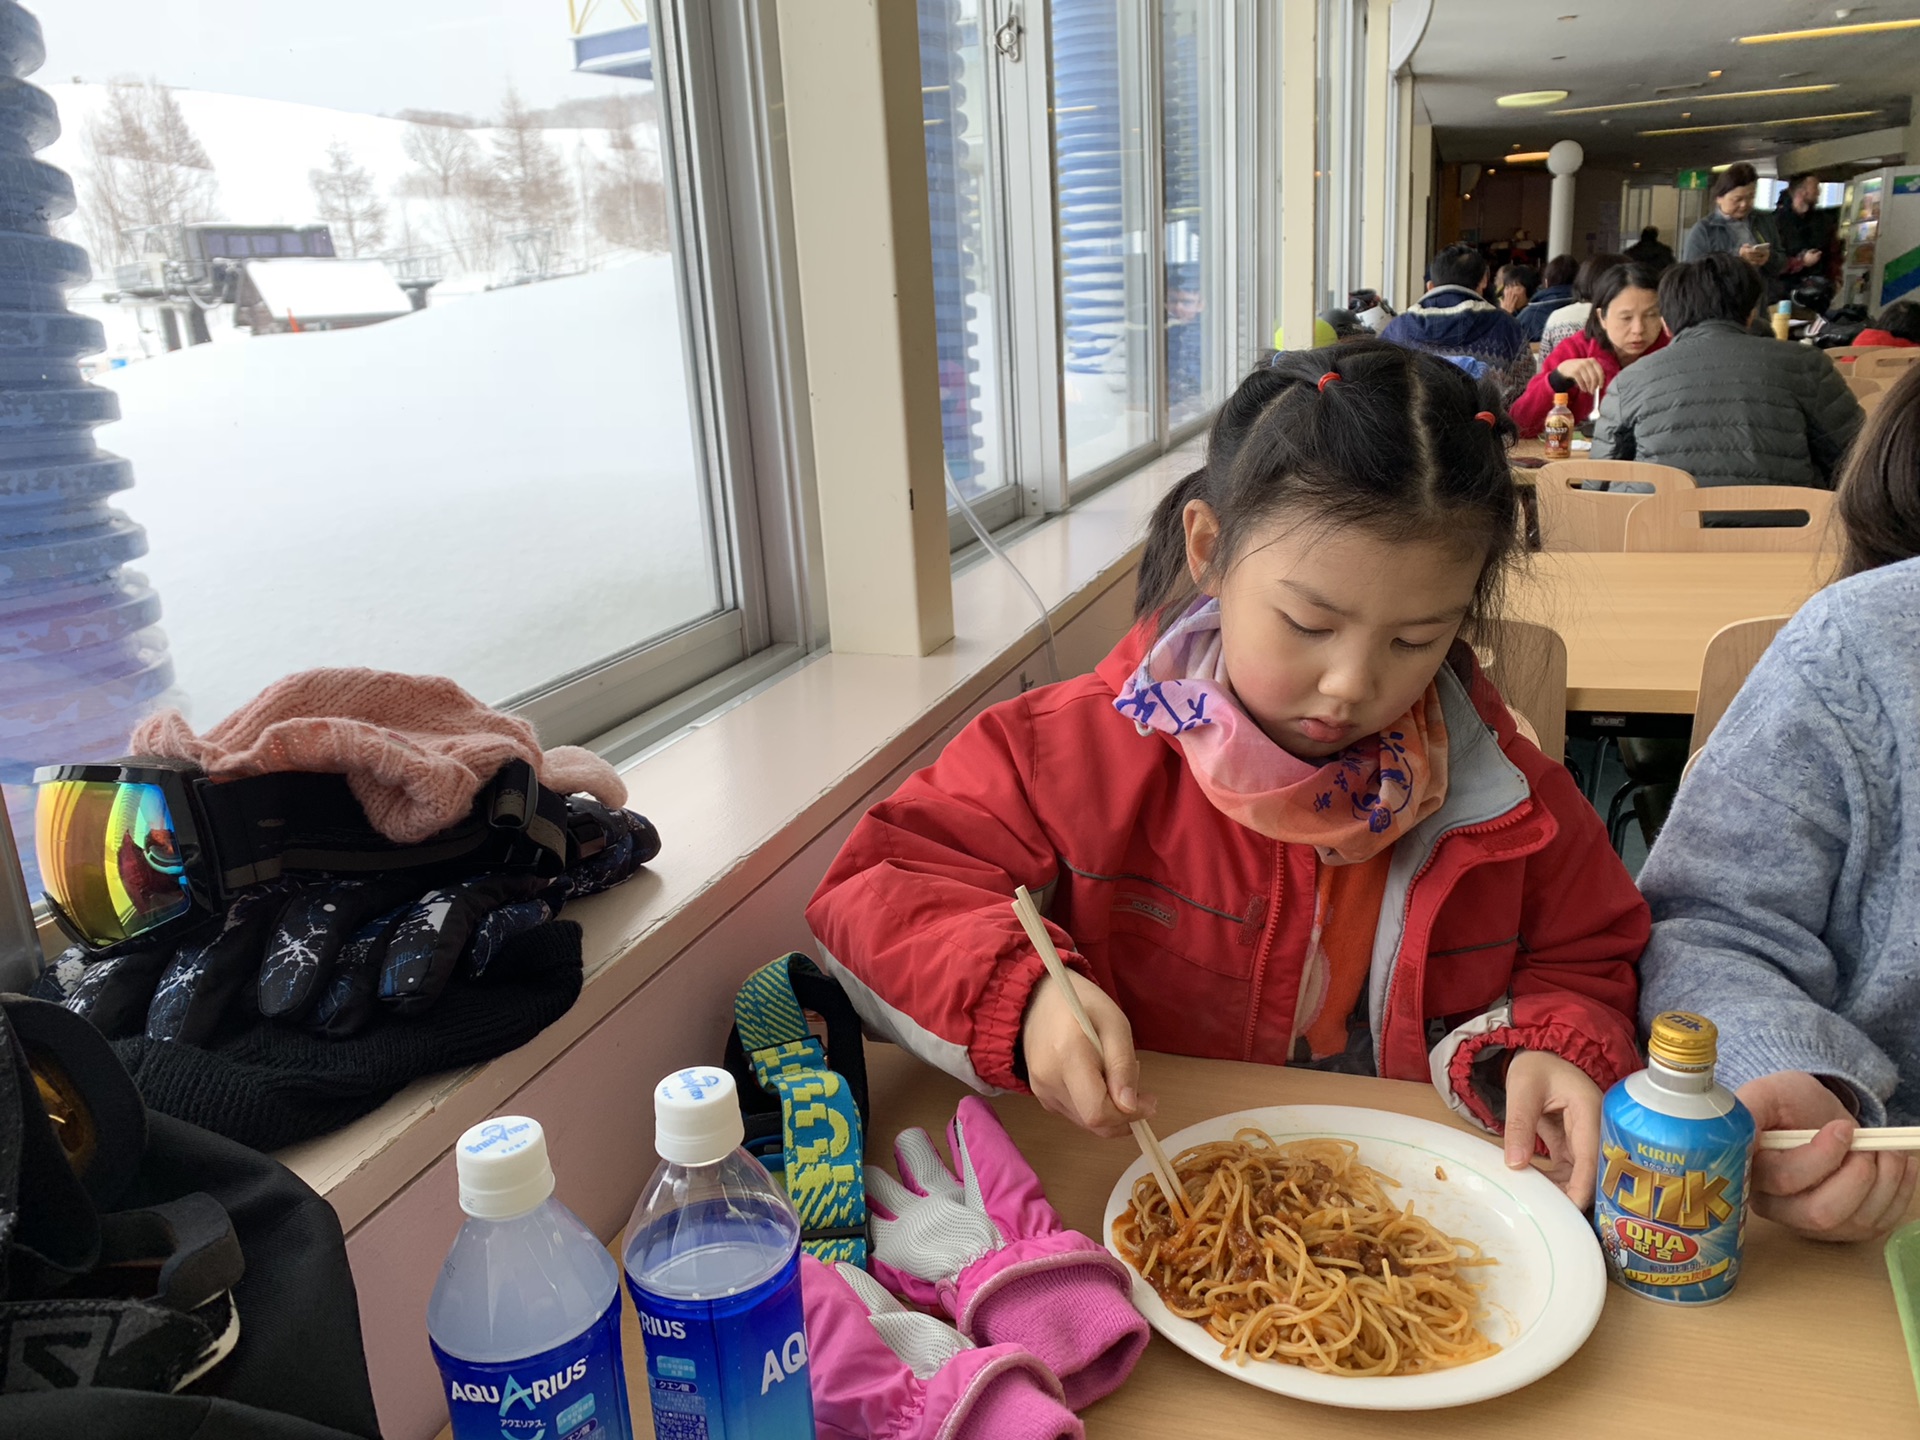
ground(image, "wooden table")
xmin=486 ymin=1046 xmax=1918 ymax=1440
xmin=1505 ymin=550 xmax=1829 ymax=713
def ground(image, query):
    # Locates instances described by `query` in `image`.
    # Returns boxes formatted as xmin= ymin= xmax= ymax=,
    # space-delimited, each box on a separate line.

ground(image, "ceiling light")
xmin=1503 ymin=151 xmax=1551 ymax=162
xmin=1681 ymin=112 xmax=1692 ymax=118
xmin=1778 ymin=71 xmax=1809 ymax=79
xmin=1632 ymin=161 xmax=1642 ymax=168
xmin=1496 ymin=90 xmax=1569 ymax=107
xmin=1486 ymin=167 xmax=1496 ymax=174
xmin=1551 ymin=84 xmax=1836 ymax=115
xmin=1708 ymin=69 xmax=1723 ymax=79
xmin=1737 ymin=18 xmax=1920 ymax=42
xmin=1638 ymin=108 xmax=1880 ymax=136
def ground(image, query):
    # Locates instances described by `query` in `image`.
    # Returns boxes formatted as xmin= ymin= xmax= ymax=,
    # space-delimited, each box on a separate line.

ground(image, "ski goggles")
xmin=32 ymin=758 xmax=582 ymax=952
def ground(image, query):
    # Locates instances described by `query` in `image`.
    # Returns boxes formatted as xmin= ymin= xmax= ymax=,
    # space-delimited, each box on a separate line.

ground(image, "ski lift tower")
xmin=568 ymin=0 xmax=651 ymax=81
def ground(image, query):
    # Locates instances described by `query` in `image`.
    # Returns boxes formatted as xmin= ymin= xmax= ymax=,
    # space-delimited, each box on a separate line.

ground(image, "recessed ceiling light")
xmin=1496 ymin=90 xmax=1569 ymax=107
xmin=1738 ymin=18 xmax=1920 ymax=42
xmin=1708 ymin=69 xmax=1723 ymax=79
xmin=1600 ymin=118 xmax=1612 ymax=125
xmin=1632 ymin=161 xmax=1642 ymax=168
xmin=1503 ymin=151 xmax=1552 ymax=162
xmin=1681 ymin=112 xmax=1692 ymax=118
xmin=1778 ymin=71 xmax=1809 ymax=79
xmin=1551 ymin=84 xmax=1835 ymax=115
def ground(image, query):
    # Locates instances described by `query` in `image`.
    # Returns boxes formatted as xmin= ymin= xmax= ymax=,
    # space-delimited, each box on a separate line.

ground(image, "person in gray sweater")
xmin=1591 ymin=252 xmax=1862 ymax=490
xmin=1637 ymin=361 xmax=1920 ymax=1241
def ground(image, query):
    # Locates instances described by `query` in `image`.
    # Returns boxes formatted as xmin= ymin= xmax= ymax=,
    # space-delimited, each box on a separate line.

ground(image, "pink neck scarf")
xmin=1113 ymin=599 xmax=1450 ymax=864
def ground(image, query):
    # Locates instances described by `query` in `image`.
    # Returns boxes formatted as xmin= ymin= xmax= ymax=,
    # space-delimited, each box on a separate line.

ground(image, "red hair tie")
xmin=1317 ymin=371 xmax=1340 ymax=393
xmin=1474 ymin=411 xmax=1496 ymax=427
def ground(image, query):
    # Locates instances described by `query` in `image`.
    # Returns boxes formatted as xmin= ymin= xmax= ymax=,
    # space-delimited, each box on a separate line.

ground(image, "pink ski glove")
xmin=802 ymin=1255 xmax=1082 ymax=1440
xmin=865 ymin=1097 xmax=1149 ymax=1409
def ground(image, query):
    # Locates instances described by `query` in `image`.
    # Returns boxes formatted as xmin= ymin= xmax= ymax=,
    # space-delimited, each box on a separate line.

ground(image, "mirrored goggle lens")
xmin=34 ymin=780 xmax=191 ymax=947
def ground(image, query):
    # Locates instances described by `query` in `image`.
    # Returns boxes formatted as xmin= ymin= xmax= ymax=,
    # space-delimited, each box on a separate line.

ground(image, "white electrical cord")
xmin=945 ymin=467 xmax=1061 ymax=685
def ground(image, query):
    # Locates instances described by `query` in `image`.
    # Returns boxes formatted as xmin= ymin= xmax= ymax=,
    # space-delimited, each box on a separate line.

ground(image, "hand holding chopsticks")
xmin=1010 ymin=885 xmax=1189 ymax=1223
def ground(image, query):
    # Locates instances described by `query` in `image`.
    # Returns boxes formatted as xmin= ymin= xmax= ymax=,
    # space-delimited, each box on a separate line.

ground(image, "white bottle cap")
xmin=654 ymin=1067 xmax=745 ymax=1165
xmin=455 ymin=1116 xmax=556 ymax=1220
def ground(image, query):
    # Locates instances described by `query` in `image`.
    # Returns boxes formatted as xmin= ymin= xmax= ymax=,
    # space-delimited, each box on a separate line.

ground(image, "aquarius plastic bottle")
xmin=429 ymin=1116 xmax=634 ymax=1440
xmin=1772 ymin=299 xmax=1794 ymax=341
xmin=1593 ymin=1011 xmax=1756 ymax=1305
xmin=624 ymin=1067 xmax=813 ymax=1439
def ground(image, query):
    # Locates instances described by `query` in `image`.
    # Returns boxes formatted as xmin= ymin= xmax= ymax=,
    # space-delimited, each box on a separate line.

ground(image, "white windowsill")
xmin=278 ymin=439 xmax=1200 ymax=1232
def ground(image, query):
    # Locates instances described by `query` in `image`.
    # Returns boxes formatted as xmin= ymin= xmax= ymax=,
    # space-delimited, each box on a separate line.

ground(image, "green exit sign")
xmin=1676 ymin=168 xmax=1712 ymax=190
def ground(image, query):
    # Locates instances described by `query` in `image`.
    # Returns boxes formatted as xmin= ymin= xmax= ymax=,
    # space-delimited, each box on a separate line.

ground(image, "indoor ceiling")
xmin=1412 ymin=0 xmax=1920 ymax=172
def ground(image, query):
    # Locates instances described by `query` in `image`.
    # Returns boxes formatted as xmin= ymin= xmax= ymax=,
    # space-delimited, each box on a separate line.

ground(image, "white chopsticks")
xmin=1758 ymin=1126 xmax=1920 ymax=1153
xmin=1010 ymin=885 xmax=1189 ymax=1224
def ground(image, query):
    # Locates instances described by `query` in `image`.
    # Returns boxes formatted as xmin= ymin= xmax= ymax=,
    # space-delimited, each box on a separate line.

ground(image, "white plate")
xmin=1101 ymin=1105 xmax=1605 ymax=1410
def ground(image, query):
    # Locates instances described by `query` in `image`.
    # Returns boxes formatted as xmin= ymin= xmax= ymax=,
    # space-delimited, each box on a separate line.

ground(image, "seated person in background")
xmin=1517 ymin=254 xmax=1578 ymax=341
xmin=1537 ymin=252 xmax=1626 ymax=361
xmin=1624 ymin=225 xmax=1675 ymax=273
xmin=810 ymin=344 xmax=1649 ymax=1208
xmin=1857 ymin=300 xmax=1920 ymax=349
xmin=1495 ymin=262 xmax=1540 ymax=317
xmin=1510 ymin=262 xmax=1666 ymax=438
xmin=1592 ymin=252 xmax=1863 ymax=488
xmin=1380 ymin=244 xmax=1534 ymax=401
xmin=1682 ymin=162 xmax=1786 ymax=290
xmin=1636 ymin=362 xmax=1920 ymax=1240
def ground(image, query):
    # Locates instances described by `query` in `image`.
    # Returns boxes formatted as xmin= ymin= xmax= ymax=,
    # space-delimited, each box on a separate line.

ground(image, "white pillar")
xmin=1547 ymin=140 xmax=1584 ymax=259
xmin=1278 ymin=0 xmax=1319 ymax=347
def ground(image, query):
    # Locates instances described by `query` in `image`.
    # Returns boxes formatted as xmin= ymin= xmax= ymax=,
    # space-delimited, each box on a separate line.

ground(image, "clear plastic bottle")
xmin=1543 ymin=392 xmax=1575 ymax=459
xmin=429 ymin=1116 xmax=634 ymax=1440
xmin=1772 ymin=299 xmax=1794 ymax=341
xmin=624 ymin=1068 xmax=813 ymax=1440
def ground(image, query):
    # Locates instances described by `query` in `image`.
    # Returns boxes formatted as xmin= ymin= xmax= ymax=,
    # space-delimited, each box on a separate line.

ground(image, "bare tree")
xmin=76 ymin=78 xmax=219 ymax=265
xmin=401 ymin=121 xmax=479 ymax=200
xmin=592 ymin=122 xmax=669 ymax=254
xmin=488 ymin=87 xmax=575 ymax=235
xmin=308 ymin=140 xmax=387 ymax=256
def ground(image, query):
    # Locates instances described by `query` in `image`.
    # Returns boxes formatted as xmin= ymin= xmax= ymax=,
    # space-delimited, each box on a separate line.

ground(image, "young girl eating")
xmin=808 ymin=343 xmax=1648 ymax=1206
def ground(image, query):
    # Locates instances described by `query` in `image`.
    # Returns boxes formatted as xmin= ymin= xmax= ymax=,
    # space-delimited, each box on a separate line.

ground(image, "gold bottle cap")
xmin=1648 ymin=1011 xmax=1718 ymax=1071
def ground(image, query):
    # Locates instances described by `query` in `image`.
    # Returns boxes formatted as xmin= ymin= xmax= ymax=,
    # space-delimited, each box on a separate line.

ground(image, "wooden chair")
xmin=1854 ymin=348 xmax=1920 ymax=381
xmin=1475 ymin=618 xmax=1568 ymax=763
xmin=1690 ymin=615 xmax=1792 ymax=754
xmin=1530 ymin=461 xmax=1695 ymax=552
xmin=1822 ymin=346 xmax=1869 ymax=368
xmin=1860 ymin=387 xmax=1887 ymax=417
xmin=1623 ymin=486 xmax=1835 ymax=553
xmin=1846 ymin=374 xmax=1884 ymax=400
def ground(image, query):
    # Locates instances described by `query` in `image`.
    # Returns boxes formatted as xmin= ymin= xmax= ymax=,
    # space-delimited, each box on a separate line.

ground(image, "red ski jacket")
xmin=1510 ymin=327 xmax=1670 ymax=437
xmin=806 ymin=628 xmax=1648 ymax=1133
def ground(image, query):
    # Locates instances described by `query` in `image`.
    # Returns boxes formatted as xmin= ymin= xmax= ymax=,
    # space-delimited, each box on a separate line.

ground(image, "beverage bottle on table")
xmin=1543 ymin=392 xmax=1574 ymax=460
xmin=624 ymin=1067 xmax=813 ymax=1439
xmin=429 ymin=1116 xmax=634 ymax=1440
xmin=1592 ymin=1011 xmax=1755 ymax=1305
xmin=1772 ymin=300 xmax=1793 ymax=341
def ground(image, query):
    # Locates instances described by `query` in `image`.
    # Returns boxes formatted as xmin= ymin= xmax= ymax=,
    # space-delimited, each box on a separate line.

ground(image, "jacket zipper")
xmin=1242 ymin=839 xmax=1285 ymax=1061
xmin=1376 ymin=805 xmax=1540 ymax=1074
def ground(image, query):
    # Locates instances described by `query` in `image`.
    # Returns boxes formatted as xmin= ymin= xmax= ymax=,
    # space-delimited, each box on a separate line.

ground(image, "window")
xmin=9 ymin=0 xmax=811 ymax=892
xmin=1051 ymin=0 xmax=1155 ymax=482
xmin=1161 ymin=0 xmax=1231 ymax=430
xmin=1315 ymin=0 xmax=1364 ymax=310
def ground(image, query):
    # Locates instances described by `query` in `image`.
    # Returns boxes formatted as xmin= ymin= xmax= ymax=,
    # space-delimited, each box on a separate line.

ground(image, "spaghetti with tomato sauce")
xmin=1112 ymin=1130 xmax=1498 ymax=1376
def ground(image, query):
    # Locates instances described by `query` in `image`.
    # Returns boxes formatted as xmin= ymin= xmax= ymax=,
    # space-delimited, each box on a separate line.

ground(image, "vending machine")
xmin=1838 ymin=167 xmax=1920 ymax=311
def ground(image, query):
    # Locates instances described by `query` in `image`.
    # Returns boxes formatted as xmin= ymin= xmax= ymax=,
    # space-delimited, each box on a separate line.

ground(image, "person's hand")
xmin=1556 ymin=357 xmax=1606 ymax=394
xmin=1020 ymin=969 xmax=1155 ymax=1139
xmin=1738 ymin=243 xmax=1770 ymax=265
xmin=1738 ymin=1071 xmax=1919 ymax=1242
xmin=1504 ymin=1050 xmax=1602 ymax=1207
xmin=1800 ymin=248 xmax=1824 ymax=268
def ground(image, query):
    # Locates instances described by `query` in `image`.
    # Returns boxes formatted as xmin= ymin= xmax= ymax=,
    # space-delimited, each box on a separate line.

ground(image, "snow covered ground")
xmin=92 ymin=254 xmax=717 ymax=724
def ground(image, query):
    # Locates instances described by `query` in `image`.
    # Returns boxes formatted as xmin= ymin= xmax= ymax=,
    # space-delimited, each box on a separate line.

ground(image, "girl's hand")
xmin=1738 ymin=1071 xmax=1920 ymax=1242
xmin=1504 ymin=1050 xmax=1602 ymax=1207
xmin=1019 ymin=970 xmax=1155 ymax=1139
xmin=1556 ymin=358 xmax=1606 ymax=394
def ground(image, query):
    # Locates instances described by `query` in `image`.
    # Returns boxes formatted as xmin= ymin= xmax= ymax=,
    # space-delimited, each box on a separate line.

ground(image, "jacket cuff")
xmin=1431 ymin=1004 xmax=1626 ymax=1133
xmin=973 ymin=951 xmax=1053 ymax=1093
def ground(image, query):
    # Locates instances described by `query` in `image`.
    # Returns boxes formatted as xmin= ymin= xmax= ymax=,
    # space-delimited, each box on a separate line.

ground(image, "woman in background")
xmin=1511 ymin=262 xmax=1666 ymax=437
xmin=1681 ymin=163 xmax=1788 ymax=288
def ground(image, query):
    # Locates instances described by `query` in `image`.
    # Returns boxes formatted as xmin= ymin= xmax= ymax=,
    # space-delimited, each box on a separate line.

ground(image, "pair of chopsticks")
xmin=1010 ymin=885 xmax=1189 ymax=1223
xmin=1759 ymin=1127 xmax=1920 ymax=1153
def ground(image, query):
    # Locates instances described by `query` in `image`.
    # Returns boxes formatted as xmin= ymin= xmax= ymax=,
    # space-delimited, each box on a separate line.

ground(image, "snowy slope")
xmin=92 ymin=255 xmax=716 ymax=722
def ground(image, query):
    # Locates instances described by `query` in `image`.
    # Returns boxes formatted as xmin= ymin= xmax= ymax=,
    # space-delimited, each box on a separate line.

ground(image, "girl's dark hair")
xmin=1710 ymin=162 xmax=1759 ymax=202
xmin=1571 ymin=252 xmax=1626 ymax=303
xmin=1134 ymin=342 xmax=1521 ymax=637
xmin=1873 ymin=300 xmax=1920 ymax=344
xmin=1582 ymin=261 xmax=1664 ymax=355
xmin=1835 ymin=361 xmax=1920 ymax=580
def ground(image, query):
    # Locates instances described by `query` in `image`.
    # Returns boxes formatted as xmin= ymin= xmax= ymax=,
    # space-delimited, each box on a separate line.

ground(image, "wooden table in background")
xmin=1506 ymin=550 xmax=1828 ymax=713
xmin=461 ymin=1046 xmax=1919 ymax=1440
